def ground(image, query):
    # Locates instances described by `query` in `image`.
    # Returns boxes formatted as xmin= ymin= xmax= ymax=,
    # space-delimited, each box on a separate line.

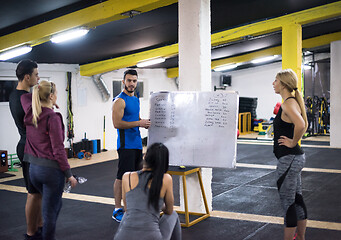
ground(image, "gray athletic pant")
xmin=276 ymin=154 xmax=307 ymax=227
xmin=160 ymin=211 xmax=182 ymax=240
xmin=114 ymin=210 xmax=181 ymax=240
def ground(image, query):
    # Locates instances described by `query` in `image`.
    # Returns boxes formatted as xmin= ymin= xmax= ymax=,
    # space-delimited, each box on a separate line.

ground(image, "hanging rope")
xmin=66 ymin=72 xmax=74 ymax=142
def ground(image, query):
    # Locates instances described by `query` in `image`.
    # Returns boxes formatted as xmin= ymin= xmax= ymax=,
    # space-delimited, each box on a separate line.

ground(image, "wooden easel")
xmin=167 ymin=166 xmax=210 ymax=227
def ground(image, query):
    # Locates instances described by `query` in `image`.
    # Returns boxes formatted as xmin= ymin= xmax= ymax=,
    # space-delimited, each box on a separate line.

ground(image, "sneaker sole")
xmin=112 ymin=215 xmax=121 ymax=223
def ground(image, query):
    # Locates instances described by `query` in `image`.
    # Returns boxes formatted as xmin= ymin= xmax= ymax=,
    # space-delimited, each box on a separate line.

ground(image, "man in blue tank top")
xmin=111 ymin=69 xmax=151 ymax=222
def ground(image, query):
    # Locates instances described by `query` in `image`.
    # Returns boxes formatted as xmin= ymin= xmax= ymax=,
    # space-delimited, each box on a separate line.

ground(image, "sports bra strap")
xmin=129 ymin=172 xmax=132 ymax=190
xmin=284 ymin=96 xmax=295 ymax=102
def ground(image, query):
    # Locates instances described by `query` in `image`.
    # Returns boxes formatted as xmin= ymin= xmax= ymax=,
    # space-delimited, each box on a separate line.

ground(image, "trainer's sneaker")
xmin=112 ymin=208 xmax=124 ymax=222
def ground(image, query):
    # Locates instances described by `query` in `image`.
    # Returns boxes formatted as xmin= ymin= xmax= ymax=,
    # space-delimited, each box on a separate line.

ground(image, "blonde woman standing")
xmin=272 ymin=69 xmax=308 ymax=240
xmin=21 ymin=80 xmax=77 ymax=240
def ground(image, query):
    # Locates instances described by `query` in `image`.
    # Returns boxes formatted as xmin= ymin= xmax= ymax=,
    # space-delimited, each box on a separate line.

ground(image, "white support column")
xmin=330 ymin=41 xmax=341 ymax=148
xmin=179 ymin=0 xmax=212 ymax=92
xmin=178 ymin=0 xmax=212 ymax=212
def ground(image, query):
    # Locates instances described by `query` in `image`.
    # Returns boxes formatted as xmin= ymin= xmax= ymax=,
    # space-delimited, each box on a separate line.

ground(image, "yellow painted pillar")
xmin=282 ymin=23 xmax=302 ymax=89
xmin=282 ymin=23 xmax=304 ymax=144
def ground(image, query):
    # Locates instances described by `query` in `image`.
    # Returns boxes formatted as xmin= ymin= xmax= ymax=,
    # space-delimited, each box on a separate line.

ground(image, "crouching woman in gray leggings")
xmin=272 ymin=69 xmax=308 ymax=240
xmin=114 ymin=143 xmax=181 ymax=240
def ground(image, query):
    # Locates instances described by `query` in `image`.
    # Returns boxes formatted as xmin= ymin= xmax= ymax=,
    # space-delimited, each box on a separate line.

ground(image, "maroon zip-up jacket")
xmin=21 ymin=93 xmax=72 ymax=178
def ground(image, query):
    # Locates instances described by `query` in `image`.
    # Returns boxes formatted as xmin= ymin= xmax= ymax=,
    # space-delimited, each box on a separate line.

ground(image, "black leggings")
xmin=17 ymin=142 xmax=39 ymax=194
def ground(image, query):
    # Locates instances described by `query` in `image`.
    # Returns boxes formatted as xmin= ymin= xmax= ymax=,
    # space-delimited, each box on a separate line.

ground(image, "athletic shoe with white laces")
xmin=112 ymin=208 xmax=124 ymax=222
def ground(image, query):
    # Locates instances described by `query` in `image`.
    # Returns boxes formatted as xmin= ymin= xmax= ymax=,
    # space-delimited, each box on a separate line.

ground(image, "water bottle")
xmin=63 ymin=181 xmax=72 ymax=193
xmin=63 ymin=175 xmax=87 ymax=193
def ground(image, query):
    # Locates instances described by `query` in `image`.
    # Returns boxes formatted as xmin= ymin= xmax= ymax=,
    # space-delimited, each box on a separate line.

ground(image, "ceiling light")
xmin=0 ymin=45 xmax=32 ymax=61
xmin=121 ymin=10 xmax=141 ymax=18
xmin=214 ymin=63 xmax=239 ymax=72
xmin=251 ymin=55 xmax=278 ymax=64
xmin=51 ymin=28 xmax=89 ymax=43
xmin=137 ymin=58 xmax=165 ymax=67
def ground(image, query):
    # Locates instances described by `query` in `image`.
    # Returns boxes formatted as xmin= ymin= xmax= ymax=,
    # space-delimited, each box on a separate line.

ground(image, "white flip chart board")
xmin=148 ymin=91 xmax=239 ymax=168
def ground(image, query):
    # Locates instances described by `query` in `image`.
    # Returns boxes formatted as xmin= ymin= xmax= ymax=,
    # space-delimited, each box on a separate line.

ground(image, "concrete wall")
xmin=2 ymin=59 xmax=337 ymax=155
xmin=330 ymin=41 xmax=341 ymax=148
xmin=0 ymin=63 xmax=79 ymax=154
xmin=0 ymin=64 xmax=177 ymax=154
xmin=212 ymin=62 xmax=283 ymax=120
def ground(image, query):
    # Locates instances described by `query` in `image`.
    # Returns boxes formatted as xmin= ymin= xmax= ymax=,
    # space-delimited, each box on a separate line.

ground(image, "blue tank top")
xmin=114 ymin=91 xmax=142 ymax=149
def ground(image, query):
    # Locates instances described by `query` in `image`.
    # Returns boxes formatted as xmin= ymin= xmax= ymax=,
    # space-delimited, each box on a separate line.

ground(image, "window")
xmin=112 ymin=81 xmax=144 ymax=98
xmin=0 ymin=79 xmax=17 ymax=102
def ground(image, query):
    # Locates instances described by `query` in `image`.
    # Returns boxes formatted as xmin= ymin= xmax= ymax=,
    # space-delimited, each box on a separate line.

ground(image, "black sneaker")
xmin=37 ymin=227 xmax=43 ymax=235
xmin=24 ymin=230 xmax=42 ymax=240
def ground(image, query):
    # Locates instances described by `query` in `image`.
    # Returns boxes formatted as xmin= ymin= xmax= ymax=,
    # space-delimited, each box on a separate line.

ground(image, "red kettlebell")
xmin=273 ymin=102 xmax=281 ymax=115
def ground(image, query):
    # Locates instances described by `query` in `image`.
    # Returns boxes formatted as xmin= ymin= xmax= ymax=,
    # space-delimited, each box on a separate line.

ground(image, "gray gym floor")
xmin=1 ymin=140 xmax=340 ymax=240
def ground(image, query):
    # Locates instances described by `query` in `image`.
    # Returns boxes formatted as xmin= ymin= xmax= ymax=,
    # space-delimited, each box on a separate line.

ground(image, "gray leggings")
xmin=114 ymin=210 xmax=181 ymax=240
xmin=276 ymin=154 xmax=307 ymax=227
xmin=159 ymin=211 xmax=182 ymax=240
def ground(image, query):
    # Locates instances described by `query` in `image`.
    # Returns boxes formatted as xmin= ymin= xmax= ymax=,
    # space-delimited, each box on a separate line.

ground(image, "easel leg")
xmin=182 ymin=175 xmax=189 ymax=226
xmin=197 ymin=170 xmax=209 ymax=214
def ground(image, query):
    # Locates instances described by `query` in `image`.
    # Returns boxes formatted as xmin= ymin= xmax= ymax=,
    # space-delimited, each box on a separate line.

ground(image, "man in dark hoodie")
xmin=9 ymin=59 xmax=42 ymax=240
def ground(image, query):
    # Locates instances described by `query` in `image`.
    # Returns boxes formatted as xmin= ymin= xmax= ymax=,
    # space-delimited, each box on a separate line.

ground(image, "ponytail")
xmin=277 ymin=69 xmax=308 ymax=131
xmin=31 ymin=80 xmax=56 ymax=128
xmin=294 ymin=89 xmax=308 ymax=131
xmin=144 ymin=143 xmax=169 ymax=211
xmin=32 ymin=85 xmax=42 ymax=127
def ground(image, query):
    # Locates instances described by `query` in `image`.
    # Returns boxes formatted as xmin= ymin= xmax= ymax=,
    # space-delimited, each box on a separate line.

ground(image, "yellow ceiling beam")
xmin=211 ymin=47 xmax=282 ymax=70
xmin=0 ymin=0 xmax=177 ymax=52
xmin=303 ymin=31 xmax=341 ymax=49
xmin=167 ymin=47 xmax=282 ymax=78
xmin=166 ymin=31 xmax=341 ymax=78
xmin=166 ymin=67 xmax=180 ymax=79
xmin=81 ymin=2 xmax=341 ymax=76
xmin=80 ymin=44 xmax=178 ymax=76
xmin=211 ymin=1 xmax=341 ymax=47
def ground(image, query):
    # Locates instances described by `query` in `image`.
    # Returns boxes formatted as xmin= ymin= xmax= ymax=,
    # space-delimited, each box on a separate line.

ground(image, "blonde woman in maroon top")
xmin=22 ymin=80 xmax=77 ymax=240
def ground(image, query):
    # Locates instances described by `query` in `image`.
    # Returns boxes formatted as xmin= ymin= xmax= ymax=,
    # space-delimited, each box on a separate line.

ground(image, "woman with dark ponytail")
xmin=273 ymin=69 xmax=308 ymax=240
xmin=114 ymin=143 xmax=181 ymax=240
xmin=21 ymin=80 xmax=77 ymax=240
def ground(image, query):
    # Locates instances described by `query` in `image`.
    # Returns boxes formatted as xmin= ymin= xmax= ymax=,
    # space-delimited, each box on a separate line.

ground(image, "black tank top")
xmin=273 ymin=97 xmax=304 ymax=159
